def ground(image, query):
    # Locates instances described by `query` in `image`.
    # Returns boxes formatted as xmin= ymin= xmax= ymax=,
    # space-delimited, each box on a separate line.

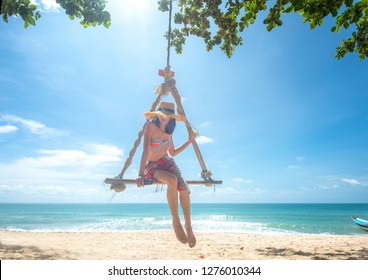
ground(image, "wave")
xmin=2 ymin=204 xmax=367 ymax=236
xmin=1 ymin=215 xmax=304 ymax=235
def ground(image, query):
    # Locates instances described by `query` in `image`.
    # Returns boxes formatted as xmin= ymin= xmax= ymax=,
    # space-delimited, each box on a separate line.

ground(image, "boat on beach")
xmin=352 ymin=216 xmax=368 ymax=231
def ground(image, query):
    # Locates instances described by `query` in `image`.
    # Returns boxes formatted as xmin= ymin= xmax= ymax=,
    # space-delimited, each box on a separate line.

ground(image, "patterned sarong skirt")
xmin=144 ymin=155 xmax=190 ymax=193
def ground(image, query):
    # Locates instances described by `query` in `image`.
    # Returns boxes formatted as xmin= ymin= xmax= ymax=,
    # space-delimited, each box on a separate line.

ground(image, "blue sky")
xmin=0 ymin=0 xmax=367 ymax=203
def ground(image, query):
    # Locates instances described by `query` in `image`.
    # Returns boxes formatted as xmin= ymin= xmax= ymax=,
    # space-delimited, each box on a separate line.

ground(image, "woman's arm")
xmin=168 ymin=134 xmax=193 ymax=157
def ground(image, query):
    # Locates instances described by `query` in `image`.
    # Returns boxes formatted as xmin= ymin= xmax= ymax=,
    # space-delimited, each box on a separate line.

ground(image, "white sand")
xmin=1 ymin=230 xmax=367 ymax=260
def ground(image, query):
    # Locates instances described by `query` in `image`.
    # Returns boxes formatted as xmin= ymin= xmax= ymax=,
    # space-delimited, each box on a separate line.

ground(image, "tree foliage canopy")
xmin=158 ymin=0 xmax=368 ymax=60
xmin=1 ymin=0 xmax=367 ymax=60
xmin=0 ymin=0 xmax=111 ymax=28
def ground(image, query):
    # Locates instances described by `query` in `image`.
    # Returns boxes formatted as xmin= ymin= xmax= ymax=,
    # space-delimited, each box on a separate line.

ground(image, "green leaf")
xmin=27 ymin=14 xmax=36 ymax=26
xmin=2 ymin=13 xmax=9 ymax=23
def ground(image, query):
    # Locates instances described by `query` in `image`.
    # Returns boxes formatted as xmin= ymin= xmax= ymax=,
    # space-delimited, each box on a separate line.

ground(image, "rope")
xmin=167 ymin=0 xmax=173 ymax=68
xmin=164 ymin=0 xmax=214 ymax=182
xmin=171 ymin=84 xmax=213 ymax=181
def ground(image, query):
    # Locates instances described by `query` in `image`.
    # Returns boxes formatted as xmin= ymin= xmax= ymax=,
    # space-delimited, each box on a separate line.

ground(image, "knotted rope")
xmin=166 ymin=0 xmax=173 ymax=68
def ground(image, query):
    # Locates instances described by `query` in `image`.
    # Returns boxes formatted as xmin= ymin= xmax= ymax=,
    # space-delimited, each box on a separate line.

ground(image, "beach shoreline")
xmin=1 ymin=230 xmax=367 ymax=260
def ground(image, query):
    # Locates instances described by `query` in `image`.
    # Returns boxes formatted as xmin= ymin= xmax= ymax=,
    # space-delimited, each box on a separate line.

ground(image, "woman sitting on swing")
xmin=136 ymin=102 xmax=196 ymax=248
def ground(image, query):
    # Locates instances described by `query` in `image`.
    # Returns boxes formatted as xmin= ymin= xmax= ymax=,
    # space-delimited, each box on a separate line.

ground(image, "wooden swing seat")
xmin=105 ymin=178 xmax=222 ymax=192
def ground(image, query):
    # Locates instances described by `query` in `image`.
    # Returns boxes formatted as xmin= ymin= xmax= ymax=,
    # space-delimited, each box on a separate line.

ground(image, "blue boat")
xmin=352 ymin=216 xmax=368 ymax=231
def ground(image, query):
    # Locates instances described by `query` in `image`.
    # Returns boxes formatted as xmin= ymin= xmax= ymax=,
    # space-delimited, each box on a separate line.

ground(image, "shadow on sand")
xmin=0 ymin=241 xmax=72 ymax=260
xmin=256 ymin=246 xmax=368 ymax=260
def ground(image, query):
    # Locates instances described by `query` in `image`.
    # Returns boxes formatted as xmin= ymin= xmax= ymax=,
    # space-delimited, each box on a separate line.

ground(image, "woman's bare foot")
xmin=185 ymin=225 xmax=196 ymax=248
xmin=172 ymin=221 xmax=188 ymax=244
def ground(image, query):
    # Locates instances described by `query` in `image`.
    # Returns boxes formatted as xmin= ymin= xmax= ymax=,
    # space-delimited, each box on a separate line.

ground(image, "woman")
xmin=136 ymin=102 xmax=196 ymax=248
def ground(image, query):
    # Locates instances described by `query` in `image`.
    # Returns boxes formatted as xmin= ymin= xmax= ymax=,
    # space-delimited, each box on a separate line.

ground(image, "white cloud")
xmin=0 ymin=184 xmax=69 ymax=195
xmin=196 ymin=135 xmax=214 ymax=145
xmin=0 ymin=114 xmax=67 ymax=137
xmin=0 ymin=125 xmax=18 ymax=134
xmin=296 ymin=156 xmax=304 ymax=162
xmin=41 ymin=0 xmax=60 ymax=10
xmin=233 ymin=177 xmax=253 ymax=184
xmin=11 ymin=144 xmax=122 ymax=168
xmin=0 ymin=144 xmax=123 ymax=187
xmin=319 ymin=184 xmax=338 ymax=190
xmin=342 ymin=178 xmax=363 ymax=186
xmin=288 ymin=156 xmax=304 ymax=169
xmin=0 ymin=183 xmax=108 ymax=203
xmin=0 ymin=113 xmax=124 ymax=202
xmin=233 ymin=177 xmax=244 ymax=182
xmin=37 ymin=144 xmax=123 ymax=167
xmin=31 ymin=0 xmax=60 ymax=12
xmin=301 ymin=184 xmax=339 ymax=191
xmin=217 ymin=186 xmax=241 ymax=195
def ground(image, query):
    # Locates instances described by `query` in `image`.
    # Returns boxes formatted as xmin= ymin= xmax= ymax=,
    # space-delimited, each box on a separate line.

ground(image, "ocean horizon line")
xmin=1 ymin=202 xmax=367 ymax=205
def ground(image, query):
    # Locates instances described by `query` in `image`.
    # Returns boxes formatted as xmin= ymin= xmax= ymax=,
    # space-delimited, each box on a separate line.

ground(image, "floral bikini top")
xmin=150 ymin=138 xmax=172 ymax=151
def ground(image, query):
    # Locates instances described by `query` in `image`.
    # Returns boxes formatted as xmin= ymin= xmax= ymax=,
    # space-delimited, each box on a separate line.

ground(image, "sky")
xmin=0 ymin=0 xmax=367 ymax=204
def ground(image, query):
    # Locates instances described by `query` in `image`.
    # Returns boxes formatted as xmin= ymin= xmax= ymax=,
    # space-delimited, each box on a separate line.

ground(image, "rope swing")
xmin=105 ymin=0 xmax=222 ymax=192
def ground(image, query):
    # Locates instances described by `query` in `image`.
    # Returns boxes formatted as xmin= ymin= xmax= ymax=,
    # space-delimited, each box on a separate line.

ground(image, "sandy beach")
xmin=1 ymin=230 xmax=367 ymax=260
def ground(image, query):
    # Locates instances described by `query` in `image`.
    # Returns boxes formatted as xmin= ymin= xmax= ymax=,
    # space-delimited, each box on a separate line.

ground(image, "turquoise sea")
xmin=0 ymin=203 xmax=367 ymax=235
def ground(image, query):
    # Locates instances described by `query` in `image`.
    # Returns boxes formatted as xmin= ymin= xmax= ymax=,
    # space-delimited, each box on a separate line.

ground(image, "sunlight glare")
xmin=110 ymin=0 xmax=154 ymax=23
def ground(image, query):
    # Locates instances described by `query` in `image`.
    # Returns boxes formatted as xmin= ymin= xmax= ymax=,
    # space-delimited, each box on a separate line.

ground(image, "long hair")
xmin=152 ymin=117 xmax=176 ymax=135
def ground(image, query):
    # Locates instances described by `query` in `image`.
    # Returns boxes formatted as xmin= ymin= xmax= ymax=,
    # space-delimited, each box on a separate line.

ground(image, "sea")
xmin=0 ymin=203 xmax=367 ymax=236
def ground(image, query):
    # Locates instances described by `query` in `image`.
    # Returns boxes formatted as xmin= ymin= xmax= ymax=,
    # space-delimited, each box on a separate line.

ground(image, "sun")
xmin=109 ymin=0 xmax=154 ymax=23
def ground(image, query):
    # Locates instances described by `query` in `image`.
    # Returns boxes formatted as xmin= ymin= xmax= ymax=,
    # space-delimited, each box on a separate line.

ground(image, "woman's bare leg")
xmin=179 ymin=191 xmax=196 ymax=248
xmin=153 ymin=169 xmax=187 ymax=244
